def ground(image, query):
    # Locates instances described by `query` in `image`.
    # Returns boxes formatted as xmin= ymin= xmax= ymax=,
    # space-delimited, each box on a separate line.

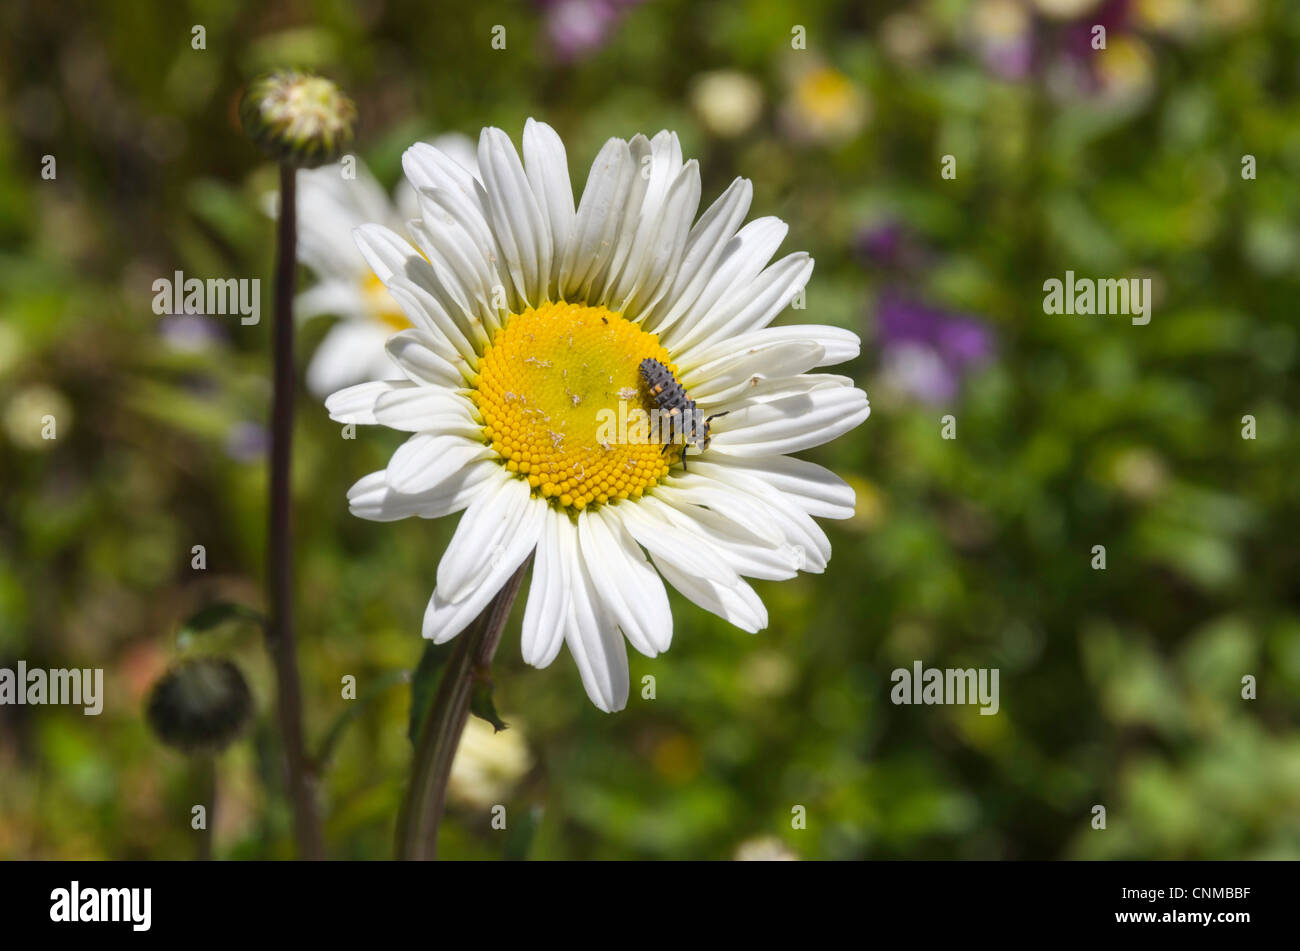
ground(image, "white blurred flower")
xmin=4 ymin=383 xmax=70 ymax=450
xmin=689 ymin=70 xmax=764 ymax=138
xmin=879 ymin=12 xmax=936 ymax=67
xmin=269 ymin=134 xmax=478 ymax=397
xmin=1032 ymin=0 xmax=1106 ymax=18
xmin=447 ymin=716 xmax=533 ymax=808
xmin=734 ymin=835 xmax=799 ymax=860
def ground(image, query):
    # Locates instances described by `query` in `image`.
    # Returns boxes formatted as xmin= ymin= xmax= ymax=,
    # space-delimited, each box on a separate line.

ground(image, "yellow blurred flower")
xmin=1134 ymin=0 xmax=1197 ymax=35
xmin=1095 ymin=34 xmax=1157 ymax=104
xmin=781 ymin=62 xmax=869 ymax=144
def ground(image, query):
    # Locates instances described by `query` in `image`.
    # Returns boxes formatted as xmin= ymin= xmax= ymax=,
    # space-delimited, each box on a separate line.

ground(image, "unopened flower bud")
xmin=145 ymin=658 xmax=253 ymax=754
xmin=239 ymin=70 xmax=356 ymax=169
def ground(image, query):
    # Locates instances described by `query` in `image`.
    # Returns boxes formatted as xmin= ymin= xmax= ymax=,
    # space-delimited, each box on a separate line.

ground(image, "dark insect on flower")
xmin=637 ymin=358 xmax=727 ymax=471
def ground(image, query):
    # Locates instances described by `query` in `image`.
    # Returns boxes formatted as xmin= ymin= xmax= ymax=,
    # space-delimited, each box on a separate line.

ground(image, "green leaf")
xmin=469 ymin=677 xmax=508 ymax=733
xmin=176 ymin=602 xmax=264 ymax=650
xmin=407 ymin=640 xmax=455 ymax=744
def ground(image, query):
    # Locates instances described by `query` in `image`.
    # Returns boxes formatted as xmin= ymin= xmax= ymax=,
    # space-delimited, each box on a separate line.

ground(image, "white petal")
xmin=681 ymin=339 xmax=824 ymax=403
xmin=657 ymin=215 xmax=787 ymax=345
xmin=478 ymin=126 xmax=551 ymax=307
xmin=429 ymin=132 xmax=481 ymax=178
xmin=561 ymin=137 xmax=635 ymax=300
xmin=616 ymin=500 xmax=740 ymax=586
xmin=707 ymin=387 xmax=870 ymax=456
xmin=643 ymin=494 xmax=800 ymax=581
xmin=406 ymin=212 xmax=498 ymax=340
xmin=650 ymin=552 xmax=768 ymax=633
xmin=383 ymin=279 xmax=479 ymax=365
xmin=720 ymin=372 xmax=855 ymax=407
xmin=402 ymin=141 xmax=495 ymax=255
xmin=689 ymin=324 xmax=861 ymax=369
xmin=614 ymin=160 xmax=701 ymax=317
xmin=651 ymin=480 xmax=785 ymax=548
xmin=587 ymin=133 xmax=656 ymax=304
xmin=386 ymin=329 xmax=468 ymax=388
xmin=523 ymin=118 xmax=576 ymax=297
xmin=387 ymin=432 xmax=494 ymax=494
xmin=615 ymin=501 xmax=768 ymax=632
xmin=351 ymin=225 xmax=480 ymax=361
xmin=664 ymin=469 xmax=829 ymax=572
xmin=347 ymin=462 xmax=496 ymax=522
xmin=604 ymin=132 xmax=692 ymax=308
xmin=641 ymin=177 xmax=752 ymax=333
xmin=437 ymin=476 xmax=536 ymax=604
xmin=422 ymin=493 xmax=545 ymax=644
xmin=701 ymin=455 xmax=855 ymax=520
xmin=325 ymin=379 xmax=413 ymax=424
xmin=562 ymin=549 xmax=630 ymax=713
xmin=521 ymin=507 xmax=572 ymax=668
xmin=577 ymin=508 xmax=672 ymax=657
xmin=400 ymin=145 xmax=508 ymax=319
xmin=351 ymin=222 xmax=422 ymax=286
xmin=372 ymin=387 xmax=481 ymax=435
xmin=669 ymin=251 xmax=813 ymax=354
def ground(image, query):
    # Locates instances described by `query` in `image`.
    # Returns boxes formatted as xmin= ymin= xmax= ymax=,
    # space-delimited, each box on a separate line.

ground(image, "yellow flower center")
xmin=471 ymin=301 xmax=680 ymax=510
xmin=362 ymin=272 xmax=412 ymax=331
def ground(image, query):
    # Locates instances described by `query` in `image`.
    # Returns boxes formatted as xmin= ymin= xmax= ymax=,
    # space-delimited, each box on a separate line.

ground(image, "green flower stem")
xmin=396 ymin=558 xmax=530 ymax=860
xmin=266 ymin=163 xmax=324 ymax=861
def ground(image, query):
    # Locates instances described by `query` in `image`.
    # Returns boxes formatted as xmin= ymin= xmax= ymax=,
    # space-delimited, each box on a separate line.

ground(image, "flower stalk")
xmin=242 ymin=69 xmax=354 ymax=862
xmin=396 ymin=559 xmax=530 ymax=860
xmin=266 ymin=162 xmax=324 ymax=861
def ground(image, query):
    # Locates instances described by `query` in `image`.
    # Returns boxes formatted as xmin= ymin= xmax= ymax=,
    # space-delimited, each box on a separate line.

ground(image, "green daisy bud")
xmin=146 ymin=659 xmax=254 ymax=755
xmin=239 ymin=70 xmax=356 ymax=169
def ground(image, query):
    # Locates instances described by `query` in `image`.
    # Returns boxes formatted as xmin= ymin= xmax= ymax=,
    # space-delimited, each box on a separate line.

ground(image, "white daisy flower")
xmin=279 ymin=134 xmax=479 ymax=396
xmin=328 ymin=119 xmax=869 ymax=712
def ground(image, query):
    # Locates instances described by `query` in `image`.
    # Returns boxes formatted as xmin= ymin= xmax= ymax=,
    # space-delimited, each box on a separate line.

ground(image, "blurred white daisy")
xmin=447 ymin=716 xmax=533 ymax=808
xmin=734 ymin=835 xmax=800 ymax=861
xmin=273 ymin=134 xmax=479 ymax=396
xmin=329 ymin=120 xmax=869 ymax=712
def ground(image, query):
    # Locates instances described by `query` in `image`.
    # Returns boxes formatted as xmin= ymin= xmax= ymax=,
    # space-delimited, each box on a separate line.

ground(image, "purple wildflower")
xmin=225 ymin=421 xmax=270 ymax=463
xmin=875 ymin=290 xmax=997 ymax=404
xmin=853 ymin=219 xmax=931 ymax=272
xmin=158 ymin=313 xmax=225 ymax=353
xmin=534 ymin=0 xmax=646 ymax=61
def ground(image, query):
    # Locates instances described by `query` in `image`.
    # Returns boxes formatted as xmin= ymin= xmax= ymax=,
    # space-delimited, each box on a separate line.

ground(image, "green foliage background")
xmin=1 ymin=0 xmax=1298 ymax=860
